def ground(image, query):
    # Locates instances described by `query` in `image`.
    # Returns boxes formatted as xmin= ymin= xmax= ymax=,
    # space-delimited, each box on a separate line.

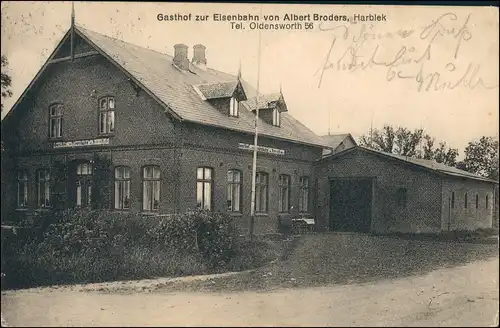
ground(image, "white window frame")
xmin=272 ymin=108 xmax=281 ymax=126
xmin=197 ymin=167 xmax=213 ymax=210
xmin=227 ymin=169 xmax=242 ymax=212
xmin=99 ymin=96 xmax=115 ymax=134
xmin=76 ymin=162 xmax=93 ymax=207
xmin=37 ymin=169 xmax=51 ymax=208
xmin=142 ymin=166 xmax=160 ymax=211
xmin=299 ymin=176 xmax=310 ymax=213
xmin=115 ymin=166 xmax=131 ymax=210
xmin=17 ymin=170 xmax=29 ymax=208
xmin=255 ymin=172 xmax=269 ymax=213
xmin=49 ymin=104 xmax=63 ymax=138
xmin=278 ymin=174 xmax=290 ymax=213
xmin=230 ymin=97 xmax=239 ymax=117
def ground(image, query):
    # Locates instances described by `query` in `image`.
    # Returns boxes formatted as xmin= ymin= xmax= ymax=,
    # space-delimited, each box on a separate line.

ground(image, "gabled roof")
xmin=4 ymin=25 xmax=325 ymax=148
xmin=321 ymin=145 xmax=498 ymax=184
xmin=320 ymin=133 xmax=357 ymax=150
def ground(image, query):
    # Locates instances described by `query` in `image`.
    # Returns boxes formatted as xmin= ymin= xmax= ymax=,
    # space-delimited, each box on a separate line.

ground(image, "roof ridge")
xmin=195 ymin=80 xmax=237 ymax=86
xmin=76 ymin=25 xmax=249 ymax=85
xmin=76 ymin=25 xmax=173 ymax=58
xmin=320 ymin=133 xmax=350 ymax=137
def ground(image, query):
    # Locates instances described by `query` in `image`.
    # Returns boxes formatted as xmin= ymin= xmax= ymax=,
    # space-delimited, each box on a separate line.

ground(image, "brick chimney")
xmin=173 ymin=43 xmax=189 ymax=70
xmin=192 ymin=44 xmax=207 ymax=71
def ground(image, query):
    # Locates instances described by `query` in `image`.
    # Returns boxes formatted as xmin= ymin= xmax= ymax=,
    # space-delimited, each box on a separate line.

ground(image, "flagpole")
xmin=328 ymin=98 xmax=331 ymax=136
xmin=249 ymin=4 xmax=264 ymax=239
xmin=70 ymin=1 xmax=75 ymax=61
xmin=369 ymin=108 xmax=374 ymax=148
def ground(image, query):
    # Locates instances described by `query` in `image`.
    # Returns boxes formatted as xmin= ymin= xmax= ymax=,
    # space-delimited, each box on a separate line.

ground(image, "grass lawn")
xmin=151 ymin=232 xmax=499 ymax=293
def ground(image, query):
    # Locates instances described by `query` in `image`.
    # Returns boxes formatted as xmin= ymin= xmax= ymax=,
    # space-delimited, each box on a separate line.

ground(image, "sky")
xmin=1 ymin=2 xmax=498 ymax=155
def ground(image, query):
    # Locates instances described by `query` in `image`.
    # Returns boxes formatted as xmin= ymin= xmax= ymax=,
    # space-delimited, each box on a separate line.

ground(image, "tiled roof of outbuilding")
xmin=322 ymin=145 xmax=498 ymax=183
xmin=319 ymin=134 xmax=355 ymax=150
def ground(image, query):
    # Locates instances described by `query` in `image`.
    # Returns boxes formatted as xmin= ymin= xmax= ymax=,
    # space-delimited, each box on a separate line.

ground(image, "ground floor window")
xmin=76 ymin=162 xmax=93 ymax=207
xmin=197 ymin=167 xmax=213 ymax=210
xmin=37 ymin=169 xmax=51 ymax=208
xmin=278 ymin=174 xmax=290 ymax=213
xmin=299 ymin=176 xmax=310 ymax=213
xmin=17 ymin=170 xmax=28 ymax=208
xmin=143 ymin=166 xmax=160 ymax=211
xmin=227 ymin=169 xmax=242 ymax=212
xmin=115 ymin=166 xmax=130 ymax=210
xmin=255 ymin=172 xmax=268 ymax=213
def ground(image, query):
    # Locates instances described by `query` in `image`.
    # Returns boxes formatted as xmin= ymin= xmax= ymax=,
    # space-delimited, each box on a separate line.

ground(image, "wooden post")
xmin=70 ymin=2 xmax=75 ymax=61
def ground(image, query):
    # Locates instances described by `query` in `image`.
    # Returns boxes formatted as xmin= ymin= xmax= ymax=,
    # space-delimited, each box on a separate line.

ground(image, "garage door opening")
xmin=329 ymin=178 xmax=373 ymax=233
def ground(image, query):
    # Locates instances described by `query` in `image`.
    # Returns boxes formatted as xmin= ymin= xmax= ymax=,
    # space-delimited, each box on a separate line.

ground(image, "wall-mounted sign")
xmin=238 ymin=143 xmax=285 ymax=156
xmin=53 ymin=138 xmax=110 ymax=149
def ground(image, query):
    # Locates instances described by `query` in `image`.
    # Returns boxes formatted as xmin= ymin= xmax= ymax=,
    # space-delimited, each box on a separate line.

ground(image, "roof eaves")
xmin=182 ymin=118 xmax=325 ymax=148
xmin=435 ymin=170 xmax=498 ymax=184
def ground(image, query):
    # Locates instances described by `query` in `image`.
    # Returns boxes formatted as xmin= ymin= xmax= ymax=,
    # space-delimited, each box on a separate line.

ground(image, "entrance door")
xmin=329 ymin=178 xmax=373 ymax=232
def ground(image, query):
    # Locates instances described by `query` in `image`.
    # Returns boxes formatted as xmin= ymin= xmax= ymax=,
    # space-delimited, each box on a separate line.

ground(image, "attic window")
xmin=49 ymin=104 xmax=64 ymax=138
xmin=99 ymin=96 xmax=115 ymax=134
xmin=272 ymin=108 xmax=281 ymax=127
xmin=230 ymin=97 xmax=239 ymax=117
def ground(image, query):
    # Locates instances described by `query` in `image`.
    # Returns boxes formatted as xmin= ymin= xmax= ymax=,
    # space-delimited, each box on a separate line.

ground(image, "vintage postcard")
xmin=1 ymin=1 xmax=498 ymax=327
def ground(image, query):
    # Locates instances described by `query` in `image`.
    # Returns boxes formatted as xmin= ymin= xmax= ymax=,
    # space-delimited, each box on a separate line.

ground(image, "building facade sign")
xmin=53 ymin=138 xmax=110 ymax=149
xmin=238 ymin=142 xmax=285 ymax=156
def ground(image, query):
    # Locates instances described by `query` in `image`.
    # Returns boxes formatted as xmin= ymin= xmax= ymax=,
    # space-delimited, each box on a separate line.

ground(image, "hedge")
xmin=1 ymin=209 xmax=247 ymax=289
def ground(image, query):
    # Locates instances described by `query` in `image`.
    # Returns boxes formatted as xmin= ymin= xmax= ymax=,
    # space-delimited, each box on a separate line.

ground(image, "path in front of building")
xmin=1 ymin=257 xmax=498 ymax=327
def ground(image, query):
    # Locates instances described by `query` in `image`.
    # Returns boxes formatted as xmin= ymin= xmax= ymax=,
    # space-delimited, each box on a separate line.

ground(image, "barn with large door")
xmin=329 ymin=178 xmax=374 ymax=232
xmin=315 ymin=146 xmax=497 ymax=234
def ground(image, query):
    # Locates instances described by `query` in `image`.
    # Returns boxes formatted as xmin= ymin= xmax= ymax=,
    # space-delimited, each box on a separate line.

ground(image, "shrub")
xmin=1 ymin=208 xmax=245 ymax=289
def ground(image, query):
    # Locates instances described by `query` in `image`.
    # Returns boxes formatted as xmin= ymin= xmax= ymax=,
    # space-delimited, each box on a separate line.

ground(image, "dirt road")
xmin=2 ymin=257 xmax=498 ymax=327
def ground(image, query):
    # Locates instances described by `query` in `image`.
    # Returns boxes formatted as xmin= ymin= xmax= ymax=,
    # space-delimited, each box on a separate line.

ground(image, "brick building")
xmin=1 ymin=25 xmax=327 ymax=234
xmin=316 ymin=146 xmax=497 ymax=233
xmin=1 ymin=25 xmax=497 ymax=234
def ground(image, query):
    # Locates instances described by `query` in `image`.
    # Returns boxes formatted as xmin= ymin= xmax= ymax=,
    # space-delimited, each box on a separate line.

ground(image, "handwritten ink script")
xmin=316 ymin=13 xmax=499 ymax=92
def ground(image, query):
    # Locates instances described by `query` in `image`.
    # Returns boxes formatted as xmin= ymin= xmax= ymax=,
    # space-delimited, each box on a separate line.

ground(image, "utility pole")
xmin=249 ymin=4 xmax=264 ymax=239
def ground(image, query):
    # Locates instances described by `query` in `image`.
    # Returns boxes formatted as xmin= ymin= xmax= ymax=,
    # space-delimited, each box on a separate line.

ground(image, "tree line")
xmin=359 ymin=125 xmax=499 ymax=181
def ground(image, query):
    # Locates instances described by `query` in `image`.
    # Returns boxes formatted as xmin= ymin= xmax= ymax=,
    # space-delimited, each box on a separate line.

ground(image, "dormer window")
xmin=230 ymin=97 xmax=239 ymax=117
xmin=272 ymin=108 xmax=281 ymax=127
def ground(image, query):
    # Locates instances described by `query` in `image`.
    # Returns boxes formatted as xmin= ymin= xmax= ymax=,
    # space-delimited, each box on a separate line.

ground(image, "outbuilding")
xmin=316 ymin=146 xmax=497 ymax=233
